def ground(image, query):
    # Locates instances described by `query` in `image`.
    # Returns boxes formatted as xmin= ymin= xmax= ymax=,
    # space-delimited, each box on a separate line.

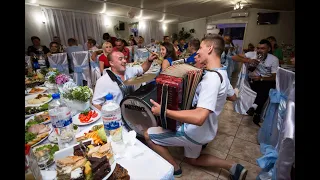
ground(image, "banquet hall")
xmin=25 ymin=0 xmax=295 ymax=179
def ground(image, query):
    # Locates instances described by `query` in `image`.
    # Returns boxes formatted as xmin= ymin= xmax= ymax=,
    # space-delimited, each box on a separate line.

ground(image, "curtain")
xmin=42 ymin=7 xmax=103 ymax=46
xmin=138 ymin=20 xmax=164 ymax=44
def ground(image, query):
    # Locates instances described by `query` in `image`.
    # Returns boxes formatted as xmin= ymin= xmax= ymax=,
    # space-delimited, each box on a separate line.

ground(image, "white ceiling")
xmin=25 ymin=0 xmax=295 ymax=23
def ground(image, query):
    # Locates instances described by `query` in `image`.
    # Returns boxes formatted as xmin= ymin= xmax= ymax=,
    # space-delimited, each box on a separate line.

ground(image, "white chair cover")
xmin=87 ymin=50 xmax=102 ymax=87
xmin=48 ymin=53 xmax=69 ymax=75
xmin=25 ymin=56 xmax=32 ymax=68
xmin=89 ymin=59 xmax=101 ymax=89
xmin=233 ymin=63 xmax=257 ymax=115
xmin=256 ymin=67 xmax=295 ymax=179
xmin=71 ymin=51 xmax=91 ymax=87
xmin=126 ymin=46 xmax=133 ymax=62
xmin=134 ymin=47 xmax=149 ymax=61
xmin=275 ymin=79 xmax=295 ymax=180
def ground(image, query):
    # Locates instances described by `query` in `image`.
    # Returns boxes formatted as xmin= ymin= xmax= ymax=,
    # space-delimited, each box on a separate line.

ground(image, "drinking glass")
xmin=35 ymin=149 xmax=50 ymax=170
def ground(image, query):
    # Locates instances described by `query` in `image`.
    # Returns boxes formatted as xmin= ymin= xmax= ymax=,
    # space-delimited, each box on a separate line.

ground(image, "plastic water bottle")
xmin=48 ymin=93 xmax=76 ymax=149
xmin=101 ymin=93 xmax=123 ymax=142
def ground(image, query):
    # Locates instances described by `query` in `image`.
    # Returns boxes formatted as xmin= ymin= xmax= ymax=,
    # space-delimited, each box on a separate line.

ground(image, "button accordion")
xmin=156 ymin=64 xmax=203 ymax=131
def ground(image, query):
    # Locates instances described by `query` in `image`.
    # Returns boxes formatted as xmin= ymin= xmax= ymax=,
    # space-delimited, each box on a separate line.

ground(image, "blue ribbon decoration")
xmin=74 ymin=64 xmax=89 ymax=86
xmin=90 ymin=61 xmax=99 ymax=69
xmin=256 ymin=89 xmax=288 ymax=180
xmin=51 ymin=64 xmax=68 ymax=74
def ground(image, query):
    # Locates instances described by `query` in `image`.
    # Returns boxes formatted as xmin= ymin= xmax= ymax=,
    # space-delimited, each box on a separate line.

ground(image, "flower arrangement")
xmin=63 ymin=86 xmax=92 ymax=102
xmin=45 ymin=69 xmax=60 ymax=84
xmin=55 ymin=74 xmax=70 ymax=85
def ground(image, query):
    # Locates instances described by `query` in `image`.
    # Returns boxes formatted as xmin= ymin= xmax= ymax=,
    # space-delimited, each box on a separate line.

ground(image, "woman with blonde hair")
xmin=91 ymin=41 xmax=113 ymax=73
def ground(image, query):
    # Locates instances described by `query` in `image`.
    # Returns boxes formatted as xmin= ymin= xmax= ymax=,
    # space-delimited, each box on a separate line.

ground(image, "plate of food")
xmin=48 ymin=124 xmax=80 ymax=144
xmin=53 ymin=140 xmax=116 ymax=180
xmin=76 ymin=124 xmax=108 ymax=146
xmin=27 ymin=111 xmax=51 ymax=124
xmin=25 ymin=94 xmax=52 ymax=107
xmin=32 ymin=143 xmax=59 ymax=169
xmin=25 ymin=103 xmax=49 ymax=118
xmin=27 ymin=86 xmax=48 ymax=94
xmin=25 ymin=118 xmax=52 ymax=147
xmin=72 ymin=110 xmax=101 ymax=126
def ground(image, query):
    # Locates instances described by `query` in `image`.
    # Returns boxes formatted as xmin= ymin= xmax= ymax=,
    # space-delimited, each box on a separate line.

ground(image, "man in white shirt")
xmin=144 ymin=34 xmax=247 ymax=180
xmin=232 ymin=39 xmax=279 ymax=126
xmin=92 ymin=51 xmax=157 ymax=110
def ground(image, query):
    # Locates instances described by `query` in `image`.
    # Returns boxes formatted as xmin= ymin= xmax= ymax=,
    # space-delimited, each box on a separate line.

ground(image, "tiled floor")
xmin=169 ymin=69 xmax=262 ymax=180
xmin=170 ymin=102 xmax=262 ymax=180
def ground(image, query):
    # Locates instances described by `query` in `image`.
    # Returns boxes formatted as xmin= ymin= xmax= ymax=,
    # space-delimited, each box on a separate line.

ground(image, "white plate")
xmin=72 ymin=110 xmax=101 ymax=126
xmin=48 ymin=127 xmax=80 ymax=144
xmin=53 ymin=139 xmax=116 ymax=180
xmin=25 ymin=94 xmax=52 ymax=107
xmin=27 ymin=86 xmax=48 ymax=94
xmin=25 ymin=111 xmax=51 ymax=124
xmin=27 ymin=127 xmax=53 ymax=148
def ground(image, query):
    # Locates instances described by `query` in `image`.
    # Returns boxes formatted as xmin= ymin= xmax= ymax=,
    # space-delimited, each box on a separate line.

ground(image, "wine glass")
xmin=35 ymin=149 xmax=50 ymax=170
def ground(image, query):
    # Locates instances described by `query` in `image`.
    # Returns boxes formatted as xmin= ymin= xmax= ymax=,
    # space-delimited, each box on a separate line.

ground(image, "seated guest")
xmin=185 ymin=38 xmax=200 ymax=64
xmin=178 ymin=38 xmax=188 ymax=52
xmin=113 ymin=39 xmax=130 ymax=63
xmin=83 ymin=36 xmax=93 ymax=51
xmin=46 ymin=41 xmax=63 ymax=67
xmin=129 ymin=38 xmax=137 ymax=46
xmin=160 ymin=42 xmax=178 ymax=71
xmin=87 ymin=39 xmax=99 ymax=51
xmin=122 ymin=39 xmax=129 ymax=46
xmin=27 ymin=36 xmax=50 ymax=56
xmin=243 ymin=43 xmax=255 ymax=53
xmin=146 ymin=38 xmax=156 ymax=47
xmin=267 ymin=36 xmax=283 ymax=62
xmin=137 ymin=36 xmax=145 ymax=48
xmin=144 ymin=34 xmax=245 ymax=179
xmin=102 ymin=33 xmax=117 ymax=47
xmin=172 ymin=39 xmax=181 ymax=56
xmin=91 ymin=42 xmax=113 ymax=74
xmin=163 ymin=36 xmax=170 ymax=43
xmin=52 ymin=36 xmax=67 ymax=52
xmin=232 ymin=39 xmax=279 ymax=126
xmin=221 ymin=35 xmax=238 ymax=80
xmin=92 ymin=51 xmax=157 ymax=109
xmin=66 ymin=38 xmax=84 ymax=72
xmin=47 ymin=42 xmax=63 ymax=56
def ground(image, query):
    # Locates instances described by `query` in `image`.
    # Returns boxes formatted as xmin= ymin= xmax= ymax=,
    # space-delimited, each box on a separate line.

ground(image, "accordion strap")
xmin=205 ymin=69 xmax=223 ymax=83
xmin=106 ymin=69 xmax=128 ymax=97
xmin=160 ymin=84 xmax=169 ymax=129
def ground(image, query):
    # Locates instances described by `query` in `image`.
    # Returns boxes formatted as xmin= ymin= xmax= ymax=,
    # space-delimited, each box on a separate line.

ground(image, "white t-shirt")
xmin=184 ymin=69 xmax=235 ymax=144
xmin=245 ymin=51 xmax=279 ymax=77
xmin=92 ymin=66 xmax=144 ymax=105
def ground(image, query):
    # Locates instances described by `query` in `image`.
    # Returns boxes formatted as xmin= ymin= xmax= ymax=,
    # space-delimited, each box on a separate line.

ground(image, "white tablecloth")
xmin=29 ymin=105 xmax=174 ymax=180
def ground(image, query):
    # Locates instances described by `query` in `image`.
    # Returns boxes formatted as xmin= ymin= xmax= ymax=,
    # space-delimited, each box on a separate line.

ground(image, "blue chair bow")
xmin=74 ymin=64 xmax=89 ymax=86
xmin=51 ymin=64 xmax=68 ymax=74
xmin=90 ymin=61 xmax=99 ymax=69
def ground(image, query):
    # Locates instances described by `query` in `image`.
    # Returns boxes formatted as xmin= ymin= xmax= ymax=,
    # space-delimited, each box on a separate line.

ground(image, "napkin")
xmin=41 ymin=170 xmax=57 ymax=180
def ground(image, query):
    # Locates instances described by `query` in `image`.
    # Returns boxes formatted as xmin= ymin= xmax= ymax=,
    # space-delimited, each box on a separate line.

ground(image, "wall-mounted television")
xmin=257 ymin=12 xmax=279 ymax=25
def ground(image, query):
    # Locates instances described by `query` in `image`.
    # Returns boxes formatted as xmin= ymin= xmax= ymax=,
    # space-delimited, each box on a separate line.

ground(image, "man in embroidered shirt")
xmin=92 ymin=51 xmax=157 ymax=110
xmin=144 ymin=34 xmax=247 ymax=180
xmin=113 ymin=39 xmax=130 ymax=63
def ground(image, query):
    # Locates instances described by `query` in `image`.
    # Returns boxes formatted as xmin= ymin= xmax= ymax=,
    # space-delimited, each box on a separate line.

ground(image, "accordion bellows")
xmin=156 ymin=64 xmax=203 ymax=131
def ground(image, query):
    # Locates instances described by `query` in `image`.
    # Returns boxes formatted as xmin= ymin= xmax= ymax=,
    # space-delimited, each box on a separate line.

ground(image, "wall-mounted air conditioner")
xmin=231 ymin=12 xmax=249 ymax=18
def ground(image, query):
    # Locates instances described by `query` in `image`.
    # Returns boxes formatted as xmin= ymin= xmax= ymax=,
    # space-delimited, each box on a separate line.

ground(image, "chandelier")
xmin=234 ymin=1 xmax=244 ymax=10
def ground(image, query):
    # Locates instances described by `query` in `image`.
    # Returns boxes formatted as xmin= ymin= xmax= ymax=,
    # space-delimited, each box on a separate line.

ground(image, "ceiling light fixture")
xmin=234 ymin=1 xmax=244 ymax=10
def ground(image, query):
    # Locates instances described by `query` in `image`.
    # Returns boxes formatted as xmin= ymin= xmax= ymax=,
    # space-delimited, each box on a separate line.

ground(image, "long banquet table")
xmin=29 ymin=105 xmax=174 ymax=180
